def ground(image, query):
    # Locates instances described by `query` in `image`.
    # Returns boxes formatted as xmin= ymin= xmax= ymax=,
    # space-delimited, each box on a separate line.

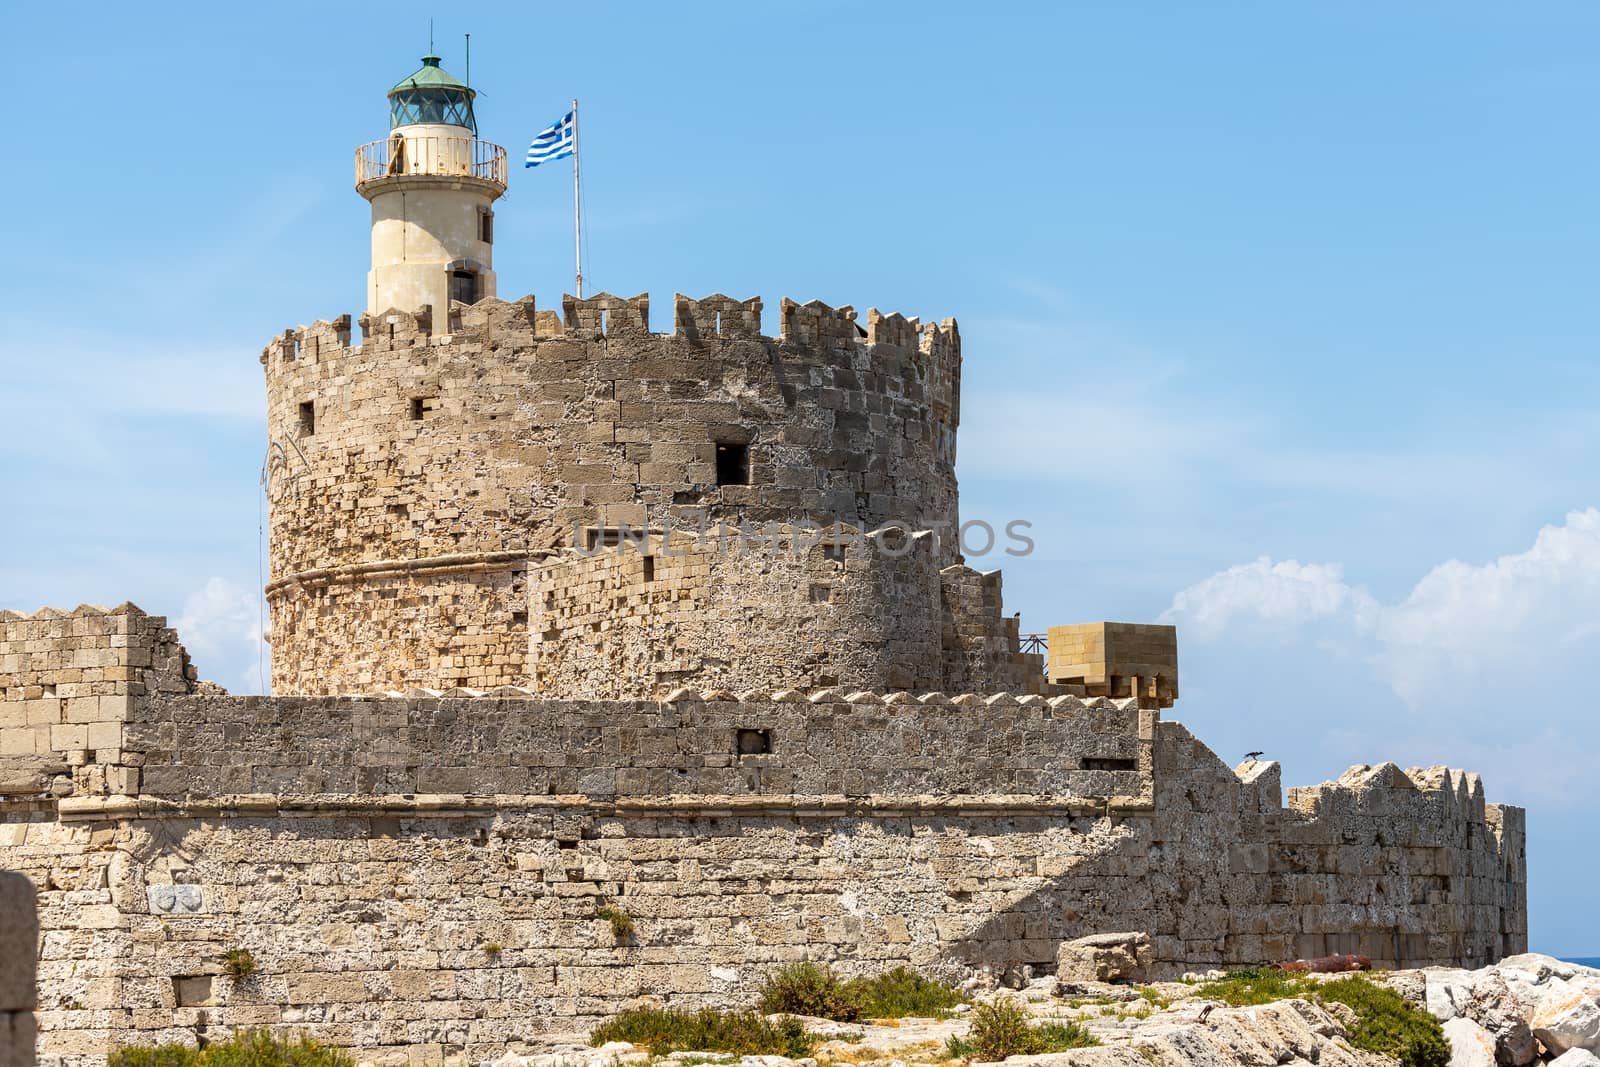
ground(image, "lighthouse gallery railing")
xmin=355 ymin=136 xmax=508 ymax=189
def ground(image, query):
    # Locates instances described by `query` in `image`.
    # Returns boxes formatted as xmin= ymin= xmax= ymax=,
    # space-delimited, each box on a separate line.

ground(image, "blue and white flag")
xmin=525 ymin=111 xmax=575 ymax=168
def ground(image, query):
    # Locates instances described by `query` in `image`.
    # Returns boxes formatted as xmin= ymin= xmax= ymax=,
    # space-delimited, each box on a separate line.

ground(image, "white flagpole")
xmin=572 ymin=98 xmax=583 ymax=298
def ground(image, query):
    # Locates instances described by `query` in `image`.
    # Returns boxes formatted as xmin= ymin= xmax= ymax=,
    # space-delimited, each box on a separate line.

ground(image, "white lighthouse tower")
xmin=355 ymin=54 xmax=507 ymax=320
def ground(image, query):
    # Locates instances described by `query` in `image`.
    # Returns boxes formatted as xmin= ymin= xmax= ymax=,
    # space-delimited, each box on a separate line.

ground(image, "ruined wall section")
xmin=268 ymin=559 xmax=529 ymax=695
xmin=528 ymin=528 xmax=947 ymax=697
xmin=0 ymin=871 xmax=35 ymax=1067
xmin=1144 ymin=722 xmax=1527 ymax=969
xmin=939 ymin=566 xmax=1047 ymax=696
xmin=261 ymin=294 xmax=964 ymax=695
xmin=0 ymin=605 xmax=195 ymax=798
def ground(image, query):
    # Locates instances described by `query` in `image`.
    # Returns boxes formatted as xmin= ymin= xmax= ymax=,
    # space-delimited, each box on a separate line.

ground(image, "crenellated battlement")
xmin=258 ymin=292 xmax=961 ymax=369
xmin=0 ymin=601 xmax=142 ymax=622
xmin=1287 ymin=760 xmax=1493 ymax=819
xmin=562 ymin=291 xmax=651 ymax=336
xmin=867 ymin=307 xmax=919 ymax=350
xmin=674 ymin=293 xmax=763 ymax=340
xmin=780 ymin=297 xmax=859 ymax=343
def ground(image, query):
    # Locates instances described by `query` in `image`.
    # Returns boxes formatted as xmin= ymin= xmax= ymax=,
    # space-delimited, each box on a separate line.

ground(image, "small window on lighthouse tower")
xmin=449 ymin=270 xmax=479 ymax=306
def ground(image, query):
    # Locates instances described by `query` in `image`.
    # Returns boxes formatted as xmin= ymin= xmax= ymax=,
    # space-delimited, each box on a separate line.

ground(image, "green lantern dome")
xmin=388 ymin=55 xmax=477 ymax=132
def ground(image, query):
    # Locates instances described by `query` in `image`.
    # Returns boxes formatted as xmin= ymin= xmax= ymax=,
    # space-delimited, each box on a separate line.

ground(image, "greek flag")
xmin=525 ymin=111 xmax=575 ymax=168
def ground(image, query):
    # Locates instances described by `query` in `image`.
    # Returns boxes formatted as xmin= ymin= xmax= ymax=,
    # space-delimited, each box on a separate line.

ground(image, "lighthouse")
xmin=355 ymin=54 xmax=507 ymax=319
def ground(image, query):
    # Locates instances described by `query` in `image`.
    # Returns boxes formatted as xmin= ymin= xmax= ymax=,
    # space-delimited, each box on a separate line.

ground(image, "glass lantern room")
xmin=388 ymin=55 xmax=478 ymax=132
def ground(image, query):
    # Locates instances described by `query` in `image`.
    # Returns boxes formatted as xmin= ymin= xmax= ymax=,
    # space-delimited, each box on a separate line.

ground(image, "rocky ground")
xmin=1418 ymin=954 xmax=1600 ymax=1067
xmin=468 ymin=954 xmax=1600 ymax=1067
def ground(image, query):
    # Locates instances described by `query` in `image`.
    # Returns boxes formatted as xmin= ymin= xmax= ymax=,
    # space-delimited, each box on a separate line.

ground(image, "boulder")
xmin=1549 ymin=1050 xmax=1600 ymax=1067
xmin=1420 ymin=966 xmax=1542 ymax=1064
xmin=1531 ymin=978 xmax=1600 ymax=1056
xmin=1443 ymin=1018 xmax=1497 ymax=1067
xmin=1386 ymin=971 xmax=1428 ymax=1010
xmin=1498 ymin=956 xmax=1600 ymax=983
xmin=1002 ymin=963 xmax=1035 ymax=990
xmin=972 ymin=1049 xmax=1149 ymax=1067
xmin=1056 ymin=932 xmax=1152 ymax=985
xmin=1493 ymin=1017 xmax=1539 ymax=1066
xmin=1427 ymin=969 xmax=1478 ymax=1021
xmin=1129 ymin=999 xmax=1373 ymax=1067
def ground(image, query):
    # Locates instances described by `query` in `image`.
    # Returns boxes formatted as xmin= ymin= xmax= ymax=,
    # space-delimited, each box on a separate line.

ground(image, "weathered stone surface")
xmin=1444 ymin=1017 xmax=1497 ymax=1067
xmin=1499 ymin=956 xmax=1600 ymax=983
xmin=0 ymin=604 xmax=1529 ymax=1067
xmin=1426 ymin=967 xmax=1542 ymax=1065
xmin=1427 ymin=969 xmax=1477 ymax=1020
xmin=1111 ymin=998 xmax=1385 ymax=1067
xmin=0 ymin=871 xmax=36 ymax=1067
xmin=259 ymin=303 xmax=1024 ymax=697
xmin=974 ymin=1049 xmax=1148 ymax=1067
xmin=1056 ymin=932 xmax=1153 ymax=984
xmin=1549 ymin=1049 xmax=1600 ymax=1067
xmin=1532 ymin=978 xmax=1600 ymax=1055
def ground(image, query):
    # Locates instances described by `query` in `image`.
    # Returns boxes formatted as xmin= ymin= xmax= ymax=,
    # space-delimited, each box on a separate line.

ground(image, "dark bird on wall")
xmin=1244 ymin=751 xmax=1265 ymax=761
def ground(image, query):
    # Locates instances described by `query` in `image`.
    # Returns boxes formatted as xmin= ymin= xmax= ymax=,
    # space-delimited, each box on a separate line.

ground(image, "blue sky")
xmin=2 ymin=3 xmax=1596 ymax=952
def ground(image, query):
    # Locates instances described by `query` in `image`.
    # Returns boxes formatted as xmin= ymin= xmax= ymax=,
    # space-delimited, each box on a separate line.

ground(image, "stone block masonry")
xmin=261 ymin=293 xmax=967 ymax=697
xmin=0 ymin=871 xmax=37 ymax=1067
xmin=528 ymin=528 xmax=1041 ymax=698
xmin=1047 ymin=622 xmax=1178 ymax=707
xmin=0 ymin=604 xmax=196 ymax=798
xmin=0 ymin=613 xmax=1525 ymax=1064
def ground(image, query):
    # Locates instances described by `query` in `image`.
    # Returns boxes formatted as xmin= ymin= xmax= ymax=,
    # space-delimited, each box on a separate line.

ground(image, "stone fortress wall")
xmin=0 ymin=605 xmax=1526 ymax=1066
xmin=0 ymin=605 xmax=197 ymax=798
xmin=528 ymin=528 xmax=1045 ymax=698
xmin=262 ymin=293 xmax=968 ymax=697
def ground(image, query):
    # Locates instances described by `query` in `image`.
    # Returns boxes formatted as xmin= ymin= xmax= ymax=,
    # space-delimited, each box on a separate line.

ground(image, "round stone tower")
xmin=355 ymin=54 xmax=506 ymax=319
xmin=259 ymin=53 xmax=1057 ymax=700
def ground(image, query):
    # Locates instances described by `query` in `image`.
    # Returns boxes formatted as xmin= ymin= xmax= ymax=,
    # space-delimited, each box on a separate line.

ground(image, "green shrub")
xmin=1193 ymin=968 xmax=1313 ymax=1006
xmin=852 ymin=966 xmax=968 ymax=1019
xmin=758 ymin=962 xmax=969 ymax=1021
xmin=1134 ymin=985 xmax=1172 ymax=1009
xmin=589 ymin=1008 xmax=814 ymax=1057
xmin=1316 ymin=976 xmax=1449 ymax=1067
xmin=757 ymin=962 xmax=862 ymax=1021
xmin=594 ymin=905 xmax=636 ymax=942
xmin=1030 ymin=1021 xmax=1100 ymax=1052
xmin=942 ymin=1036 xmax=977 ymax=1060
xmin=1192 ymin=971 xmax=1446 ymax=1067
xmin=110 ymin=1031 xmax=353 ymax=1067
xmin=109 ymin=1046 xmax=202 ymax=1067
xmin=221 ymin=948 xmax=257 ymax=984
xmin=963 ymin=999 xmax=1099 ymax=1060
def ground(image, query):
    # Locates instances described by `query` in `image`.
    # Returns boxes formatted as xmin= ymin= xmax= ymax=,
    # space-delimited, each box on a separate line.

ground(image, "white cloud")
xmin=1376 ymin=508 xmax=1600 ymax=705
xmin=1166 ymin=506 xmax=1600 ymax=717
xmin=175 ymin=577 xmax=270 ymax=696
xmin=1162 ymin=509 xmax=1600 ymax=825
xmin=1163 ymin=557 xmax=1378 ymax=640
